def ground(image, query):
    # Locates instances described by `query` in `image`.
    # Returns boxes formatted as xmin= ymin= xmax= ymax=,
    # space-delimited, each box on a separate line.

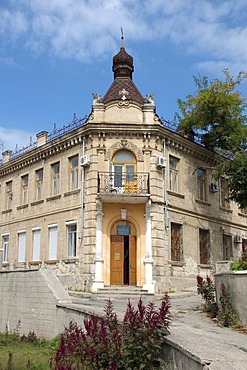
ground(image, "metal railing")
xmin=47 ymin=115 xmax=88 ymax=142
xmin=3 ymin=114 xmax=88 ymax=163
xmin=98 ymin=172 xmax=150 ymax=195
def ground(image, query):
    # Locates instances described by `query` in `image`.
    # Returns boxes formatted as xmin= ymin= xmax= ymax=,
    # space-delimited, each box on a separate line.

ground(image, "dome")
xmin=112 ymin=38 xmax=134 ymax=79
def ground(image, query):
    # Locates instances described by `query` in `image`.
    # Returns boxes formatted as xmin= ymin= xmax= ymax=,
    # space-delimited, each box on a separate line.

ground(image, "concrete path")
xmin=69 ymin=291 xmax=247 ymax=370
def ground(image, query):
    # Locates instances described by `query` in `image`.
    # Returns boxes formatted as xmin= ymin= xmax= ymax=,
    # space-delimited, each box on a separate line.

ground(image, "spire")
xmin=112 ymin=30 xmax=134 ymax=80
xmin=121 ymin=27 xmax=124 ymax=48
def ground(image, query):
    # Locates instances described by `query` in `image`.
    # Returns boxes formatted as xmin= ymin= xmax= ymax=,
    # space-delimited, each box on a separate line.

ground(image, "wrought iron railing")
xmin=3 ymin=114 xmax=88 ymax=163
xmin=98 ymin=172 xmax=150 ymax=195
xmin=47 ymin=114 xmax=88 ymax=142
xmin=160 ymin=116 xmax=202 ymax=145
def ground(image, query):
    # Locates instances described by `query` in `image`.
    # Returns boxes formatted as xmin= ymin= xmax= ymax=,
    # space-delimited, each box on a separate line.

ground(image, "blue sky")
xmin=0 ymin=0 xmax=247 ymax=153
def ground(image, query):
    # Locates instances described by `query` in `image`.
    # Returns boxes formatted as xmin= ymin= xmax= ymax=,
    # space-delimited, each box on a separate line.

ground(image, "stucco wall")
xmin=215 ymin=271 xmax=247 ymax=325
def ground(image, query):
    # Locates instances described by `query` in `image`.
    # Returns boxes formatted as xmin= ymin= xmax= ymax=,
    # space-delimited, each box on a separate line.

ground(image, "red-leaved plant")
xmin=196 ymin=275 xmax=218 ymax=318
xmin=50 ymin=295 xmax=171 ymax=369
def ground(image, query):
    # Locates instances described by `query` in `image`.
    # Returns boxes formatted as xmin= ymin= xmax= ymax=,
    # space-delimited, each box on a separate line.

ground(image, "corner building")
xmin=0 ymin=40 xmax=246 ymax=294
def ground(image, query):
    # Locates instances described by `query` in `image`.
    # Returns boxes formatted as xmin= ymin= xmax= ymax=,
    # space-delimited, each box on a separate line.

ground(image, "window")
xmin=171 ymin=223 xmax=183 ymax=262
xmin=6 ymin=181 xmax=13 ymax=209
xmin=32 ymin=228 xmax=41 ymax=261
xmin=220 ymin=178 xmax=230 ymax=208
xmin=242 ymin=238 xmax=247 ymax=253
xmin=169 ymin=157 xmax=179 ymax=192
xmin=48 ymin=225 xmax=58 ymax=260
xmin=51 ymin=163 xmax=60 ymax=196
xmin=197 ymin=169 xmax=206 ymax=201
xmin=18 ymin=231 xmax=26 ymax=262
xmin=2 ymin=234 xmax=9 ymax=263
xmin=69 ymin=156 xmax=79 ymax=191
xmin=21 ymin=175 xmax=28 ymax=204
xmin=199 ymin=229 xmax=210 ymax=264
xmin=223 ymin=234 xmax=232 ymax=260
xmin=67 ymin=223 xmax=77 ymax=258
xmin=112 ymin=151 xmax=136 ymax=193
xmin=35 ymin=169 xmax=43 ymax=200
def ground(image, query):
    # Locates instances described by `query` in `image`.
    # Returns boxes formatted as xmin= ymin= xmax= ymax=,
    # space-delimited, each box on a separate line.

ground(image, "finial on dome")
xmin=112 ymin=29 xmax=134 ymax=79
xmin=121 ymin=27 xmax=125 ymax=48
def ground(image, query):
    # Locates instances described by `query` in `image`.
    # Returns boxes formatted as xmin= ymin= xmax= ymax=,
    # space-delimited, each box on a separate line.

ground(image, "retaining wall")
xmin=215 ymin=271 xmax=247 ymax=325
xmin=0 ymin=268 xmax=88 ymax=339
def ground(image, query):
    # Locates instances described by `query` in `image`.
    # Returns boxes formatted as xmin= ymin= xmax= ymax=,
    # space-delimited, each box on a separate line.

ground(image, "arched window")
xmin=112 ymin=151 xmax=136 ymax=191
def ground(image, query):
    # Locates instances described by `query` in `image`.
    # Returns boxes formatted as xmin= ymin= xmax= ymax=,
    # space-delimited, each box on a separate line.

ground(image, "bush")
xmin=217 ymin=283 xmax=239 ymax=328
xmin=196 ymin=276 xmax=241 ymax=329
xmin=230 ymin=251 xmax=247 ymax=271
xmin=50 ymin=295 xmax=171 ymax=369
xmin=196 ymin=275 xmax=218 ymax=318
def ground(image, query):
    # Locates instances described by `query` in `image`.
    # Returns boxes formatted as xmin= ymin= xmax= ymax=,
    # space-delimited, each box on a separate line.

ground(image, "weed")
xmin=21 ymin=331 xmax=37 ymax=344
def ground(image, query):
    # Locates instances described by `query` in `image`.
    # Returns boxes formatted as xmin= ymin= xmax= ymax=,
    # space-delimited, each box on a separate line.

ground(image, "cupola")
xmin=112 ymin=36 xmax=134 ymax=79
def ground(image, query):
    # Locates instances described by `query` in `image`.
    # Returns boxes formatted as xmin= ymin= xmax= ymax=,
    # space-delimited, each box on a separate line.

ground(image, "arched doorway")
xmin=110 ymin=220 xmax=137 ymax=286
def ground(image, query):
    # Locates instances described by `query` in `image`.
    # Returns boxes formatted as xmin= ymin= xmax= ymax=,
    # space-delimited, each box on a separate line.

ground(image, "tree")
xmin=177 ymin=70 xmax=247 ymax=209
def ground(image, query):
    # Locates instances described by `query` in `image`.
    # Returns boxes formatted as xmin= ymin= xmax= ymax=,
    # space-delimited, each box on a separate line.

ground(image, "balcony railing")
xmin=98 ymin=172 xmax=150 ymax=195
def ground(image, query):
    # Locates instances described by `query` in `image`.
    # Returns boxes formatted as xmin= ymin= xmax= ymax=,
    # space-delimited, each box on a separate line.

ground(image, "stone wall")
xmin=215 ymin=271 xmax=247 ymax=325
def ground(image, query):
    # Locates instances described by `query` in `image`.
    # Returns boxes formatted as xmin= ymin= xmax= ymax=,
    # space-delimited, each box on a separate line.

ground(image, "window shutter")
xmin=33 ymin=229 xmax=41 ymax=261
xmin=18 ymin=232 xmax=26 ymax=262
xmin=49 ymin=226 xmax=57 ymax=260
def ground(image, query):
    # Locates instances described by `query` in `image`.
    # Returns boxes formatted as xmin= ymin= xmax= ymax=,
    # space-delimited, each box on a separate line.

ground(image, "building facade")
xmin=0 ymin=41 xmax=246 ymax=293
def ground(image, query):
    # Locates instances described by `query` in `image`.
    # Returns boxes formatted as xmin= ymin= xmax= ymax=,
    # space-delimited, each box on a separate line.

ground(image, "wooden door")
xmin=111 ymin=236 xmax=124 ymax=285
xmin=129 ymin=235 xmax=136 ymax=285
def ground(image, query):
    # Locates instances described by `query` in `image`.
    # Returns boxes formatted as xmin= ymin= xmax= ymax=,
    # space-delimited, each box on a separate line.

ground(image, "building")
xmin=0 ymin=39 xmax=246 ymax=294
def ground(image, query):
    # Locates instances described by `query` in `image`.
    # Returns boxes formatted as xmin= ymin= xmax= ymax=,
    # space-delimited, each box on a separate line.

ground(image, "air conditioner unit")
xmin=210 ymin=183 xmax=218 ymax=192
xmin=156 ymin=156 xmax=166 ymax=168
xmin=80 ymin=155 xmax=91 ymax=167
xmin=234 ymin=235 xmax=242 ymax=243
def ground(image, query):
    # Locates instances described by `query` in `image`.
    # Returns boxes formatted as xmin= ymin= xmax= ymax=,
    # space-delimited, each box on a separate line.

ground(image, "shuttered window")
xmin=223 ymin=234 xmax=232 ymax=260
xmin=33 ymin=228 xmax=41 ymax=261
xmin=171 ymin=223 xmax=183 ymax=262
xmin=49 ymin=225 xmax=58 ymax=260
xmin=199 ymin=229 xmax=210 ymax=264
xmin=18 ymin=231 xmax=26 ymax=262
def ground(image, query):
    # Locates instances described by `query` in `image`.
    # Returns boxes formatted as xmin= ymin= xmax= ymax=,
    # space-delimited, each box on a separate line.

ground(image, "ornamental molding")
xmin=106 ymin=141 xmax=144 ymax=161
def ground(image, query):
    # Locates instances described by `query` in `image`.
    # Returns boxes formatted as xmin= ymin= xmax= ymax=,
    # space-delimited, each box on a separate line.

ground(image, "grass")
xmin=0 ymin=332 xmax=59 ymax=370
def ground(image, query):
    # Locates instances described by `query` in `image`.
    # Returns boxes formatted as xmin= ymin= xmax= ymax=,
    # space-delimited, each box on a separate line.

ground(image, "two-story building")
xmin=0 ymin=39 xmax=246 ymax=293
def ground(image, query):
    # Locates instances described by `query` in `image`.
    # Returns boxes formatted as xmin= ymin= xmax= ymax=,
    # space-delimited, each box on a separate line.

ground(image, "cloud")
xmin=0 ymin=0 xmax=247 ymax=70
xmin=0 ymin=127 xmax=35 ymax=153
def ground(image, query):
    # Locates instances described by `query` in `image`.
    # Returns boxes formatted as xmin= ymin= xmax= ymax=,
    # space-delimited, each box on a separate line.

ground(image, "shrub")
xmin=230 ymin=250 xmax=247 ymax=271
xmin=217 ymin=283 xmax=239 ymax=327
xmin=196 ymin=275 xmax=218 ymax=318
xmin=50 ymin=295 xmax=171 ymax=369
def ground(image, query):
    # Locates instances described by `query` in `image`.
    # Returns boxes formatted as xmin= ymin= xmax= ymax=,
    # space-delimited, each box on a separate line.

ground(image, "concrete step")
xmin=92 ymin=285 xmax=154 ymax=301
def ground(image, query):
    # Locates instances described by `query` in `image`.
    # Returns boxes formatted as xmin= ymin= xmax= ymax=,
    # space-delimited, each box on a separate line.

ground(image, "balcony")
xmin=98 ymin=172 xmax=150 ymax=203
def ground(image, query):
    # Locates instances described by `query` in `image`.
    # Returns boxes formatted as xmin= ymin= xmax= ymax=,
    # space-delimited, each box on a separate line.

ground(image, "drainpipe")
xmin=163 ymin=141 xmax=169 ymax=230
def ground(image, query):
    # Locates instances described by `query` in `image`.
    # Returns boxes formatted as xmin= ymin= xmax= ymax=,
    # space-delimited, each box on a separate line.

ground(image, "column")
xmin=142 ymin=199 xmax=155 ymax=293
xmin=91 ymin=199 xmax=104 ymax=292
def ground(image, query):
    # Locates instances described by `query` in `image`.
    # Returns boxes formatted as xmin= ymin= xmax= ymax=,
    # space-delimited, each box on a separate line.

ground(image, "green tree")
xmin=177 ymin=70 xmax=247 ymax=208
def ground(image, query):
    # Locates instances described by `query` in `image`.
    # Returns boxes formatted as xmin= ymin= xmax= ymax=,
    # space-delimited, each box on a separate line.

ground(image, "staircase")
xmin=92 ymin=285 xmax=154 ymax=301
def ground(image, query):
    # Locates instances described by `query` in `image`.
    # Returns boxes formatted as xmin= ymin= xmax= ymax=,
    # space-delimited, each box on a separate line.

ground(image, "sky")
xmin=0 ymin=0 xmax=247 ymax=153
